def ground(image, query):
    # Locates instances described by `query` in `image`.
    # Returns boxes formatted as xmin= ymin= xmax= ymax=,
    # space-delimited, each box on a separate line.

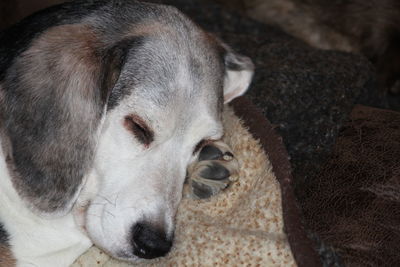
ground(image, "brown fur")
xmin=127 ymin=22 xmax=171 ymax=37
xmin=6 ymin=24 xmax=105 ymax=212
xmin=21 ymin=24 xmax=103 ymax=97
xmin=0 ymin=245 xmax=16 ymax=267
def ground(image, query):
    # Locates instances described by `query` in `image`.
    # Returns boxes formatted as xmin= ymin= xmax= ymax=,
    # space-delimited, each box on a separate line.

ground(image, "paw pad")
xmin=187 ymin=141 xmax=239 ymax=199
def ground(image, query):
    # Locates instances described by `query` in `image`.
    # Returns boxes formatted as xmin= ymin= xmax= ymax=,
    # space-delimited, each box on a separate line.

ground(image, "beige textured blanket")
xmin=73 ymin=107 xmax=295 ymax=266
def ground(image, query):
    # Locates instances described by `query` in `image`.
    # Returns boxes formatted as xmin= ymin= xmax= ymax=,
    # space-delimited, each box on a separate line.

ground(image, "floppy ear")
xmin=220 ymin=44 xmax=254 ymax=103
xmin=0 ymin=24 xmax=128 ymax=215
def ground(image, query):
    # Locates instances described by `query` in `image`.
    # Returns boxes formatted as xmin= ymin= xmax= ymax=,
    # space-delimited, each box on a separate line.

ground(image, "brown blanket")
xmin=302 ymin=105 xmax=400 ymax=266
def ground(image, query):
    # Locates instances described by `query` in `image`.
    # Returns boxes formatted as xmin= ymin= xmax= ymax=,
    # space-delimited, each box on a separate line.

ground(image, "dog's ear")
xmin=220 ymin=43 xmax=254 ymax=103
xmin=1 ymin=24 xmax=129 ymax=215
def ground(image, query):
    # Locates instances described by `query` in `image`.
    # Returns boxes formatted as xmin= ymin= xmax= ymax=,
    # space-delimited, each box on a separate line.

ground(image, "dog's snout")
xmin=131 ymin=222 xmax=172 ymax=259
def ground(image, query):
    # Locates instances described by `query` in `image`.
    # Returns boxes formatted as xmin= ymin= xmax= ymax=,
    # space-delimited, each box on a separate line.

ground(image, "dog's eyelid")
xmin=124 ymin=115 xmax=154 ymax=147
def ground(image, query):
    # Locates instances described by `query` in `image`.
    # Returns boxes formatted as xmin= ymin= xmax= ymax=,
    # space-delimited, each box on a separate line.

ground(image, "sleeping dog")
xmin=0 ymin=0 xmax=254 ymax=266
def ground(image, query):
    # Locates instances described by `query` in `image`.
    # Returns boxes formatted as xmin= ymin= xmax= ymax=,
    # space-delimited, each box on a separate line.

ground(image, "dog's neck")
xmin=0 ymin=136 xmax=92 ymax=267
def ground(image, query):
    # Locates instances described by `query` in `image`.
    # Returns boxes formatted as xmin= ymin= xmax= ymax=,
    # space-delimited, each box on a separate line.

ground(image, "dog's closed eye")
xmin=124 ymin=115 xmax=154 ymax=147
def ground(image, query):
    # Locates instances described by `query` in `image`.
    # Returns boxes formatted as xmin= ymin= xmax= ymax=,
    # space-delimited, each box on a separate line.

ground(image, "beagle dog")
xmin=0 ymin=0 xmax=254 ymax=266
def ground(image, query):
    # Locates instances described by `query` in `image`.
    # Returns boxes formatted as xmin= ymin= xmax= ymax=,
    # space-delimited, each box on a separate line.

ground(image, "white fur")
xmin=0 ymin=138 xmax=92 ymax=267
xmin=223 ymin=68 xmax=254 ymax=103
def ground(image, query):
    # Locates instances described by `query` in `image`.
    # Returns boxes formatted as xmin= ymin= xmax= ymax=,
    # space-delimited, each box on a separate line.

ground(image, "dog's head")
xmin=0 ymin=1 xmax=253 ymax=262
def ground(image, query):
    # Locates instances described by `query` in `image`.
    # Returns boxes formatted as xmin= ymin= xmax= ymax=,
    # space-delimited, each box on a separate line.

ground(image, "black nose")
xmin=131 ymin=223 xmax=172 ymax=259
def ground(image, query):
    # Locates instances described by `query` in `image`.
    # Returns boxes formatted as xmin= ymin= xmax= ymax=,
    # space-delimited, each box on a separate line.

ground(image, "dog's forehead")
xmin=125 ymin=33 xmax=223 ymax=101
xmin=111 ymin=24 xmax=224 ymax=116
xmin=99 ymin=3 xmax=226 ymax=113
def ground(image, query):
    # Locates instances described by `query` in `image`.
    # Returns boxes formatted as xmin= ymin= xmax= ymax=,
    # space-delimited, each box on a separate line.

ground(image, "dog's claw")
xmin=187 ymin=141 xmax=239 ymax=199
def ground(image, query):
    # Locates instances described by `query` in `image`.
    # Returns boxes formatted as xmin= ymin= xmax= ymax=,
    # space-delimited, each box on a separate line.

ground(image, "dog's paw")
xmin=187 ymin=141 xmax=239 ymax=199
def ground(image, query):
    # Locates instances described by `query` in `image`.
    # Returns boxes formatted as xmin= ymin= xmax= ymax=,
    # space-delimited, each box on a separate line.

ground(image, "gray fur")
xmin=0 ymin=0 xmax=252 ymax=215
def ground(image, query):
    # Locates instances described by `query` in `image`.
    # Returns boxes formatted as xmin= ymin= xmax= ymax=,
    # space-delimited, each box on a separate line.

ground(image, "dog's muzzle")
xmin=131 ymin=222 xmax=173 ymax=259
